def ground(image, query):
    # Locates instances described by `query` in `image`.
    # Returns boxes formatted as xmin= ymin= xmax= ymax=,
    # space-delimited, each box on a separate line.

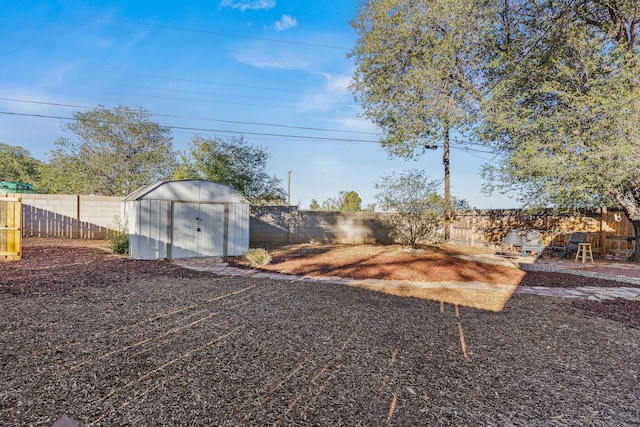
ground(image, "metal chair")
xmin=561 ymin=232 xmax=588 ymax=259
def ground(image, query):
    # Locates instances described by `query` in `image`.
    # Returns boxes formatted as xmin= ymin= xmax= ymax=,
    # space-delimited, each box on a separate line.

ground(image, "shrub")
xmin=107 ymin=215 xmax=129 ymax=255
xmin=242 ymin=248 xmax=272 ymax=267
xmin=374 ymin=170 xmax=445 ymax=248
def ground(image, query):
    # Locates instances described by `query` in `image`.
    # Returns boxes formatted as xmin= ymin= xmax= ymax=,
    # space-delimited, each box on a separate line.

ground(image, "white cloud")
xmin=219 ymin=0 xmax=276 ymax=11
xmin=297 ymin=72 xmax=355 ymax=113
xmin=42 ymin=63 xmax=75 ymax=87
xmin=321 ymin=72 xmax=351 ymax=95
xmin=275 ymin=15 xmax=297 ymax=31
xmin=231 ymin=44 xmax=314 ymax=70
xmin=337 ymin=115 xmax=380 ymax=134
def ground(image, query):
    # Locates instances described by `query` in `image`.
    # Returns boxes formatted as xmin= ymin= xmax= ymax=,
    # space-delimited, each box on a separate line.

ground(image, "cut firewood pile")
xmin=1 ymin=239 xmax=638 ymax=426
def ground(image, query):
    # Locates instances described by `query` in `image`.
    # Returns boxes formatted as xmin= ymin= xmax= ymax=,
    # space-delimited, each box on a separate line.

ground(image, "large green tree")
xmin=0 ymin=143 xmax=42 ymax=186
xmin=349 ymin=0 xmax=485 ymax=239
xmin=177 ymin=136 xmax=286 ymax=205
xmin=480 ymin=0 xmax=640 ymax=261
xmin=42 ymin=105 xmax=175 ymax=196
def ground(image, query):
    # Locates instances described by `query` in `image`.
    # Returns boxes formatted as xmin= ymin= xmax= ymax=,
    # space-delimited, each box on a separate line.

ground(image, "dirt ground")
xmin=1 ymin=239 xmax=639 ymax=426
xmin=237 ymin=243 xmax=527 ymax=285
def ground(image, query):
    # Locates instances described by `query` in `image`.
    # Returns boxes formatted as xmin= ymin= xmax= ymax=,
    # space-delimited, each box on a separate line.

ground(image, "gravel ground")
xmin=1 ymin=242 xmax=639 ymax=426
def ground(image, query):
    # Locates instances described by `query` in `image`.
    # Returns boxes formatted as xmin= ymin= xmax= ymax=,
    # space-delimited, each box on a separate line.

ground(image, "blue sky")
xmin=0 ymin=0 xmax=519 ymax=209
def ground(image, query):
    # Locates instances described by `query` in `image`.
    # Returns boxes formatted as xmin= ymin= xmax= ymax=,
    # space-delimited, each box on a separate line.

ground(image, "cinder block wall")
xmin=22 ymin=194 xmax=122 ymax=239
xmin=21 ymin=198 xmax=392 ymax=243
xmin=249 ymin=206 xmax=392 ymax=245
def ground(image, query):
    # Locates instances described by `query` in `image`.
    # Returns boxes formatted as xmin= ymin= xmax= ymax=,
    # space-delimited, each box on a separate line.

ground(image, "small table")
xmin=575 ymin=243 xmax=594 ymax=264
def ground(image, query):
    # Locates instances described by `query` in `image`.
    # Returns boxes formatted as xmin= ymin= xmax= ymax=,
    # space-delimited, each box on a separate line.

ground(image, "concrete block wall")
xmin=79 ymin=196 xmax=123 ymax=230
xmin=22 ymin=197 xmax=392 ymax=243
xmin=22 ymin=194 xmax=122 ymax=239
xmin=297 ymin=210 xmax=392 ymax=244
xmin=250 ymin=206 xmax=392 ymax=245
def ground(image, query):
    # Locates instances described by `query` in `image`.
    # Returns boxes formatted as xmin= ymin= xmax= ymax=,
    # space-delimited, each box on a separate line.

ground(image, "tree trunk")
xmin=443 ymin=122 xmax=451 ymax=241
xmin=612 ymin=185 xmax=640 ymax=263
xmin=630 ymin=220 xmax=640 ymax=263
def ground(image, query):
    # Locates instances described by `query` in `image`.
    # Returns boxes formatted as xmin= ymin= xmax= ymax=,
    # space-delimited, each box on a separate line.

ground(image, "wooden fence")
xmin=0 ymin=194 xmax=22 ymax=260
xmin=450 ymin=208 xmax=635 ymax=257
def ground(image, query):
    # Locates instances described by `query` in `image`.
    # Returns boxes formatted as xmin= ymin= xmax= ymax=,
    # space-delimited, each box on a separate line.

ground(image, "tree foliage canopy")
xmin=374 ymin=169 xmax=444 ymax=247
xmin=310 ymin=191 xmax=363 ymax=211
xmin=481 ymin=0 xmax=640 ymax=206
xmin=350 ymin=0 xmax=484 ymax=157
xmin=479 ymin=0 xmax=640 ymax=259
xmin=41 ymin=105 xmax=175 ymax=196
xmin=177 ymin=136 xmax=285 ymax=205
xmin=0 ymin=143 xmax=42 ymax=186
xmin=350 ymin=0 xmax=488 ymax=239
xmin=352 ymin=0 xmax=640 ymax=259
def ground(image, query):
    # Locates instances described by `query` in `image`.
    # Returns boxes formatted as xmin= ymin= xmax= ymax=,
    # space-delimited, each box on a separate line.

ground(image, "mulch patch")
xmin=1 ymin=242 xmax=639 ymax=426
xmin=520 ymin=270 xmax=640 ymax=289
xmin=1 ymin=245 xmax=212 ymax=296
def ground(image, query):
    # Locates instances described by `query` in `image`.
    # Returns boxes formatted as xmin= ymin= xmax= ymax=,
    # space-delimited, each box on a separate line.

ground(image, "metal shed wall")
xmin=226 ymin=202 xmax=250 ymax=255
xmin=125 ymin=199 xmax=170 ymax=260
xmin=123 ymin=180 xmax=249 ymax=260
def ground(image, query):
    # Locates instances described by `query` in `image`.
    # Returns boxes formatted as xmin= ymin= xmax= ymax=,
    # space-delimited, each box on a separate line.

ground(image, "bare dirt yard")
xmin=1 ymin=239 xmax=639 ymax=426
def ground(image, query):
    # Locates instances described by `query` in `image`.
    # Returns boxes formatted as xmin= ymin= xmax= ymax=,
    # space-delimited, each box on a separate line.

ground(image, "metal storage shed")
xmin=122 ymin=179 xmax=249 ymax=260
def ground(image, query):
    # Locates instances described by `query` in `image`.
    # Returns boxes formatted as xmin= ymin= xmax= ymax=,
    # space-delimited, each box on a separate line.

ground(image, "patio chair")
xmin=560 ymin=232 xmax=588 ymax=259
xmin=544 ymin=238 xmax=565 ymax=258
xmin=521 ymin=230 xmax=544 ymax=257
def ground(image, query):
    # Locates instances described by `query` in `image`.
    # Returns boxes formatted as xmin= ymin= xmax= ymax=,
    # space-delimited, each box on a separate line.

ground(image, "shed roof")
xmin=123 ymin=179 xmax=248 ymax=203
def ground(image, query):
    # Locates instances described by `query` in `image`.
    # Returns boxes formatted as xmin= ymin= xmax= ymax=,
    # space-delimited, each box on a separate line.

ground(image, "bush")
xmin=374 ymin=170 xmax=445 ymax=248
xmin=242 ymin=248 xmax=272 ymax=267
xmin=107 ymin=215 xmax=129 ymax=255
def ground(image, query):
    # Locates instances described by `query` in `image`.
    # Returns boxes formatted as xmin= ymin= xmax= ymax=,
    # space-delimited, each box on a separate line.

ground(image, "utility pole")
xmin=424 ymin=122 xmax=451 ymax=241
xmin=443 ymin=121 xmax=451 ymax=241
xmin=287 ymin=171 xmax=292 ymax=206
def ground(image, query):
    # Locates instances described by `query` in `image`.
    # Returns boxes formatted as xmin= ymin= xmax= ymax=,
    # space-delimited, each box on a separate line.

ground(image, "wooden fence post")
xmin=600 ymin=207 xmax=607 ymax=256
xmin=470 ymin=208 xmax=477 ymax=247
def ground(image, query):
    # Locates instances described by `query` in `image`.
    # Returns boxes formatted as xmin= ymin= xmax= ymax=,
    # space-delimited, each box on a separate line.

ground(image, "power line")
xmin=1 ymin=108 xmax=499 ymax=151
xmin=89 ymin=15 xmax=350 ymax=51
xmin=116 ymin=84 xmax=305 ymax=103
xmin=110 ymin=83 xmax=354 ymax=110
xmin=0 ymin=97 xmax=379 ymax=136
xmin=0 ymin=102 xmax=498 ymax=154
xmin=102 ymin=90 xmax=354 ymax=113
xmin=0 ymin=110 xmax=381 ymax=144
xmin=115 ymin=72 xmax=353 ymax=97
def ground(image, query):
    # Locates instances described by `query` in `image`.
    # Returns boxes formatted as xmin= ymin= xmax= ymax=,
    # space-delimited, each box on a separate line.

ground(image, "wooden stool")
xmin=575 ymin=243 xmax=594 ymax=264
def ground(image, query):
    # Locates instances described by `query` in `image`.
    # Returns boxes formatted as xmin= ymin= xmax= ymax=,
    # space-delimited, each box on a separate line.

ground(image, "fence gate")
xmin=0 ymin=194 xmax=22 ymax=260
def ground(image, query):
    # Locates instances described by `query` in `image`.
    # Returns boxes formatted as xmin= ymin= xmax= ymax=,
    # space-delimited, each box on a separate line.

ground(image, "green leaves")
xmin=0 ymin=143 xmax=42 ymax=186
xmin=310 ymin=191 xmax=363 ymax=211
xmin=350 ymin=0 xmax=483 ymax=159
xmin=42 ymin=106 xmax=175 ymax=196
xmin=374 ymin=169 xmax=444 ymax=246
xmin=481 ymin=0 xmax=640 ymax=212
xmin=178 ymin=136 xmax=286 ymax=205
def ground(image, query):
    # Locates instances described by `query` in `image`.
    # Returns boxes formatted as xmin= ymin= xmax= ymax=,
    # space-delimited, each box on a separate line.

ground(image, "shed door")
xmin=171 ymin=202 xmax=225 ymax=259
